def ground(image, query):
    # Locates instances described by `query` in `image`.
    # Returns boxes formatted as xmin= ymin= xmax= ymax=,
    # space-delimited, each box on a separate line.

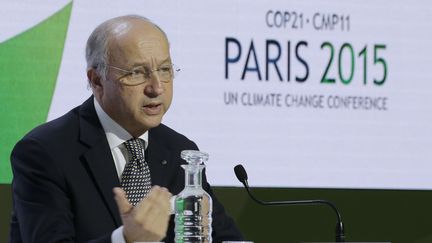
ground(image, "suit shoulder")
xmin=22 ymin=106 xmax=80 ymax=143
xmin=150 ymin=124 xmax=198 ymax=150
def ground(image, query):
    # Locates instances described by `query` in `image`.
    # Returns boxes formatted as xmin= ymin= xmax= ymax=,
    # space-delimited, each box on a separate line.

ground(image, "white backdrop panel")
xmin=49 ymin=0 xmax=432 ymax=189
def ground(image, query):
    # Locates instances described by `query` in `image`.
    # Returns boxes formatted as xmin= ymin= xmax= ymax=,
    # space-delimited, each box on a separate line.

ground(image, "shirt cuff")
xmin=111 ymin=226 xmax=126 ymax=243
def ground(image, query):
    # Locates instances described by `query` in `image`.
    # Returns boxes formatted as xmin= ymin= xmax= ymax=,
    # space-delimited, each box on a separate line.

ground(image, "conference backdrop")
xmin=1 ymin=0 xmax=432 ymax=190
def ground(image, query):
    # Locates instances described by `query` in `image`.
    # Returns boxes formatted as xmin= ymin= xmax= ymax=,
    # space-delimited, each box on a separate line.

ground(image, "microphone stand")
xmin=235 ymin=164 xmax=345 ymax=242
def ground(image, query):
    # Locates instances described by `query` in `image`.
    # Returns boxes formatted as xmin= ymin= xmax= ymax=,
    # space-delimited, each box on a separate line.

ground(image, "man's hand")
xmin=113 ymin=186 xmax=172 ymax=243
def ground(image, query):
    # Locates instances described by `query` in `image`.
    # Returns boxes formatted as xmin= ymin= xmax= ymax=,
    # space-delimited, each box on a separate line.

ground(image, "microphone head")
xmin=234 ymin=164 xmax=248 ymax=182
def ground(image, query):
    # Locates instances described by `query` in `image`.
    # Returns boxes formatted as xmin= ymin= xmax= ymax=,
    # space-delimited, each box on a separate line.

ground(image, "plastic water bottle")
xmin=174 ymin=150 xmax=213 ymax=243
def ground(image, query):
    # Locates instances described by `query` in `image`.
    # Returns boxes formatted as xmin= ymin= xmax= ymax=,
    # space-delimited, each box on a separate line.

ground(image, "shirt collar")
xmin=94 ymin=97 xmax=148 ymax=150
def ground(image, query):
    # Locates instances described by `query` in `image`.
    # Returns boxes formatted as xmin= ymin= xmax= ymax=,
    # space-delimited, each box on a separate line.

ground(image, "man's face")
xmin=94 ymin=20 xmax=173 ymax=137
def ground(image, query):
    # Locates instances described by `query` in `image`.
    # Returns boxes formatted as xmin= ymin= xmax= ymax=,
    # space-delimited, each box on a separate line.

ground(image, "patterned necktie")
xmin=121 ymin=138 xmax=152 ymax=206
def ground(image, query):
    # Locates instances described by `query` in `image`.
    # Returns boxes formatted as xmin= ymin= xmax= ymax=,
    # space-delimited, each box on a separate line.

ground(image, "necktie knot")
xmin=124 ymin=138 xmax=145 ymax=161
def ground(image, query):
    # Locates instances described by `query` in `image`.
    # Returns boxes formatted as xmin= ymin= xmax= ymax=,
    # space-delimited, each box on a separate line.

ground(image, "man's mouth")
xmin=142 ymin=103 xmax=162 ymax=115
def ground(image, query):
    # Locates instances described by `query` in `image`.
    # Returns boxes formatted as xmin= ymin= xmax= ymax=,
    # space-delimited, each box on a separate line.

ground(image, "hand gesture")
xmin=113 ymin=186 xmax=172 ymax=243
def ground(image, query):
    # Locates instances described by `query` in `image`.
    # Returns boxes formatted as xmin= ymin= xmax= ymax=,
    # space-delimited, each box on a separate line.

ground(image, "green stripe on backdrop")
xmin=0 ymin=2 xmax=73 ymax=183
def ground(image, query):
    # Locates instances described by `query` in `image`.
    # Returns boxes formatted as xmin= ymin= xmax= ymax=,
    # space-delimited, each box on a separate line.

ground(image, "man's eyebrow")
xmin=158 ymin=58 xmax=172 ymax=65
xmin=131 ymin=58 xmax=172 ymax=68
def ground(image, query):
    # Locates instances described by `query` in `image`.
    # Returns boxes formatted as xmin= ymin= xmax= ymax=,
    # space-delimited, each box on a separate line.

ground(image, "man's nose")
xmin=144 ymin=72 xmax=164 ymax=96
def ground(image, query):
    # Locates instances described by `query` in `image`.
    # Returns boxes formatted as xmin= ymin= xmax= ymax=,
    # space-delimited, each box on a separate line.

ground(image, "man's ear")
xmin=87 ymin=68 xmax=102 ymax=89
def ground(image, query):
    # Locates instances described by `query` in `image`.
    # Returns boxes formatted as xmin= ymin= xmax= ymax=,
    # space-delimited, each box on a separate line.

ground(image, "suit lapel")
xmin=146 ymin=129 xmax=173 ymax=188
xmin=78 ymin=97 xmax=122 ymax=226
xmin=77 ymin=98 xmax=178 ymax=226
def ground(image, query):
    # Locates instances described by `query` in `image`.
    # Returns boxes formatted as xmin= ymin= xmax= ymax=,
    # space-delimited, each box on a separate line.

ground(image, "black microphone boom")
xmin=234 ymin=164 xmax=345 ymax=242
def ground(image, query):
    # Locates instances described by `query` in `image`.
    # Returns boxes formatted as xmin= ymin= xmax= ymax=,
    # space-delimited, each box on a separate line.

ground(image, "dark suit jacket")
xmin=10 ymin=97 xmax=243 ymax=243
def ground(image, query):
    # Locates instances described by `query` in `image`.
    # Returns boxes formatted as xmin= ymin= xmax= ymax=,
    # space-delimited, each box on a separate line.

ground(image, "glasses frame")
xmin=105 ymin=63 xmax=180 ymax=86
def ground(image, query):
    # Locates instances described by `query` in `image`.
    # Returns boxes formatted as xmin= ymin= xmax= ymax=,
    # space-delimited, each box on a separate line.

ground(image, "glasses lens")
xmin=157 ymin=66 xmax=171 ymax=81
xmin=118 ymin=64 xmax=180 ymax=85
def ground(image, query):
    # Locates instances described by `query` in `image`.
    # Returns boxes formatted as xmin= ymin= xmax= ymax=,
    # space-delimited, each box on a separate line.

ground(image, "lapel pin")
xmin=161 ymin=160 xmax=168 ymax=165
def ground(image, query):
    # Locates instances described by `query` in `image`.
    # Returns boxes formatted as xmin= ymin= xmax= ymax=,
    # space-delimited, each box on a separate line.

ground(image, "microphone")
xmin=234 ymin=164 xmax=345 ymax=242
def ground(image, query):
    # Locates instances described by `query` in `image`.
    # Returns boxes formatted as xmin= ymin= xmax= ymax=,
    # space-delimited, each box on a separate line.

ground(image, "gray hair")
xmin=85 ymin=15 xmax=168 ymax=82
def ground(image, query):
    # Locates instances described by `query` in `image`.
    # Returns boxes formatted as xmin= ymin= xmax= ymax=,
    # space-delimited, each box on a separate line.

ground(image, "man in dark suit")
xmin=10 ymin=15 xmax=243 ymax=243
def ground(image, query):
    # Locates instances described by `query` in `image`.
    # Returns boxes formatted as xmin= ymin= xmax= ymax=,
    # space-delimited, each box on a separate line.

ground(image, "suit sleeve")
xmin=10 ymin=136 xmax=111 ymax=243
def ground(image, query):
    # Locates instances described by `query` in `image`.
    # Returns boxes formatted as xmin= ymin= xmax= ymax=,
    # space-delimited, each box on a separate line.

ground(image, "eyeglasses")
xmin=105 ymin=63 xmax=180 ymax=86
